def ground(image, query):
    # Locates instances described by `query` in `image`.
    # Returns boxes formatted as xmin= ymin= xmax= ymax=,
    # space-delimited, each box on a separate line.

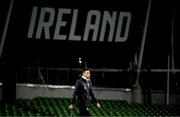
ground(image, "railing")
xmin=14 ymin=66 xmax=180 ymax=92
xmin=16 ymin=67 xmax=126 ymax=87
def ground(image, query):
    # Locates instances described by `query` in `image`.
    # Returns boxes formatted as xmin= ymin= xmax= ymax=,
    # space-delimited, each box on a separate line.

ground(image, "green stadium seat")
xmin=0 ymin=97 xmax=180 ymax=116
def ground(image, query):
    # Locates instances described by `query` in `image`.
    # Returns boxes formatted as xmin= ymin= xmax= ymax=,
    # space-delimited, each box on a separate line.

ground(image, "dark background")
xmin=1 ymin=0 xmax=147 ymax=68
xmin=0 ymin=0 xmax=179 ymax=91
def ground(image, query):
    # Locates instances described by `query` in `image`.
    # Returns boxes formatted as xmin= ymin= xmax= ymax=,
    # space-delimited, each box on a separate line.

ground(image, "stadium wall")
xmin=1 ymin=83 xmax=180 ymax=104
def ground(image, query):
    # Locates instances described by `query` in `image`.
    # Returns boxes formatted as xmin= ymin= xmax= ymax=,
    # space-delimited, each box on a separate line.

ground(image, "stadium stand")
xmin=0 ymin=97 xmax=179 ymax=116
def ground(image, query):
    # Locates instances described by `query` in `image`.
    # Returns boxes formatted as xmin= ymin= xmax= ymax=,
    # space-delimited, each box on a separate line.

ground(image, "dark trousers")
xmin=79 ymin=107 xmax=91 ymax=117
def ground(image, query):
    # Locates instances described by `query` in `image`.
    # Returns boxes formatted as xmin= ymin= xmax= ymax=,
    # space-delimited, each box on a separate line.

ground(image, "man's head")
xmin=82 ymin=68 xmax=91 ymax=79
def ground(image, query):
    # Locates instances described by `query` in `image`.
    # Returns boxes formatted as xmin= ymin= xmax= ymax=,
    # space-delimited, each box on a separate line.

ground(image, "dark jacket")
xmin=71 ymin=77 xmax=97 ymax=108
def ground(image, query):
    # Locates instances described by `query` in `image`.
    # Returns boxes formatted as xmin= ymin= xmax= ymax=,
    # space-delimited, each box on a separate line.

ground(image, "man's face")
xmin=83 ymin=70 xmax=91 ymax=79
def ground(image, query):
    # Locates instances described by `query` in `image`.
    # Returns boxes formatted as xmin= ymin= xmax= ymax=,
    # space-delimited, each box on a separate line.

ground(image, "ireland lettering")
xmin=27 ymin=6 xmax=132 ymax=42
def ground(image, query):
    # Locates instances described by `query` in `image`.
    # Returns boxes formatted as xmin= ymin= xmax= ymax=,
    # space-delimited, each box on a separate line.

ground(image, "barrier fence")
xmin=11 ymin=66 xmax=180 ymax=94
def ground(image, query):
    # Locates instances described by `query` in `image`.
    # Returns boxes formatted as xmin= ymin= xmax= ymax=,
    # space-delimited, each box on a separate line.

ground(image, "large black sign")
xmin=3 ymin=0 xmax=147 ymax=68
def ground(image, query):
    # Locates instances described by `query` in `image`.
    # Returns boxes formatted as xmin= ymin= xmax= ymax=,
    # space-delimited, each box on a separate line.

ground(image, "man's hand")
xmin=96 ymin=102 xmax=101 ymax=108
xmin=68 ymin=104 xmax=74 ymax=110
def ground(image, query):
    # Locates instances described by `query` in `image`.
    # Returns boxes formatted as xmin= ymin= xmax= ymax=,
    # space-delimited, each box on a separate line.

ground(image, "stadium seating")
xmin=0 ymin=97 xmax=179 ymax=116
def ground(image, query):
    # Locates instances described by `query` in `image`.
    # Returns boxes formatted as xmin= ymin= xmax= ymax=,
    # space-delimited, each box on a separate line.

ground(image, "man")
xmin=69 ymin=68 xmax=101 ymax=116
